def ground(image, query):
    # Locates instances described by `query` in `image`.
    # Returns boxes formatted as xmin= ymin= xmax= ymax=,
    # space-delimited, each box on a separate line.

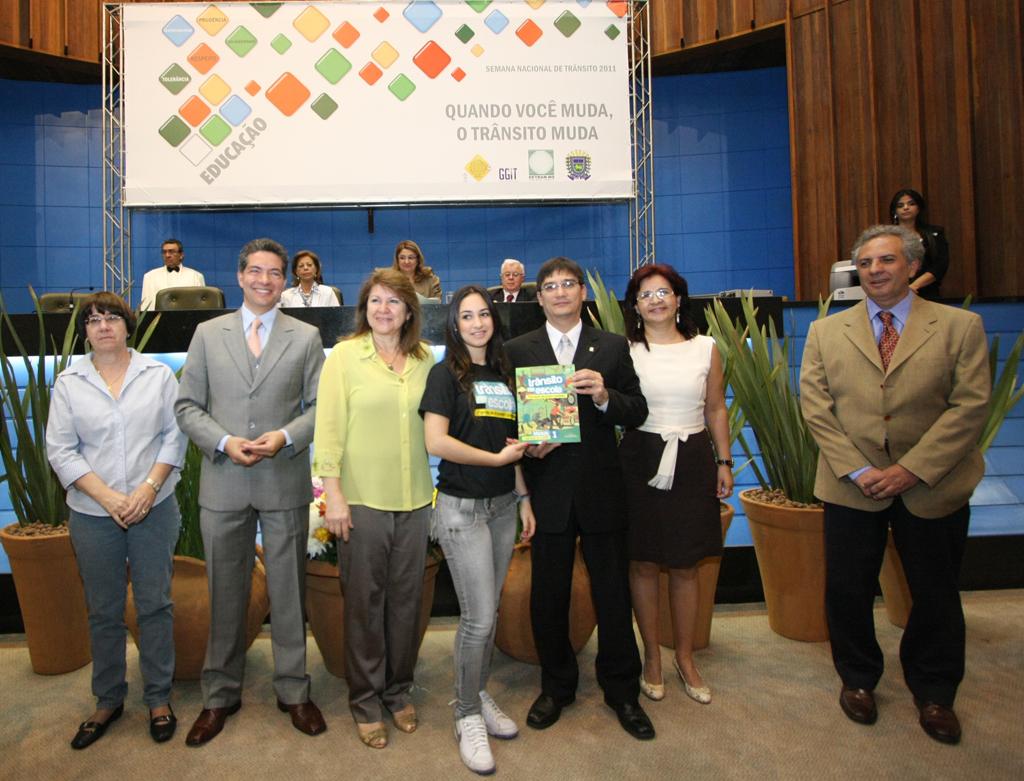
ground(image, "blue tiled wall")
xmin=1 ymin=67 xmax=793 ymax=311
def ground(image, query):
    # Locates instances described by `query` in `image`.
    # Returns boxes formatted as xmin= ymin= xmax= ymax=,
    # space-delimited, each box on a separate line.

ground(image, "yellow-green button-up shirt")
xmin=312 ymin=333 xmax=435 ymax=511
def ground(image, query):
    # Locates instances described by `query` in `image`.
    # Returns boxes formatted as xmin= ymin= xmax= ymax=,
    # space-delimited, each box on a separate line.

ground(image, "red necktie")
xmin=878 ymin=311 xmax=898 ymax=371
xmin=506 ymin=293 xmax=513 ymax=303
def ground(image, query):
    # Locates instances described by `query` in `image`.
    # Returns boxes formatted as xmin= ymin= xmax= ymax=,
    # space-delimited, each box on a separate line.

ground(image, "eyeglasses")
xmin=85 ymin=314 xmax=123 ymax=326
xmin=637 ymin=288 xmax=673 ymax=301
xmin=540 ymin=279 xmax=580 ymax=292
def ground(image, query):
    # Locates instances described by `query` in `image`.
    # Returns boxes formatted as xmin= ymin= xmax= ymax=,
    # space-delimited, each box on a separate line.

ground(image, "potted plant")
xmin=304 ymin=478 xmax=444 ymax=677
xmin=704 ymin=293 xmax=830 ymax=642
xmin=0 ymin=289 xmax=93 ymax=674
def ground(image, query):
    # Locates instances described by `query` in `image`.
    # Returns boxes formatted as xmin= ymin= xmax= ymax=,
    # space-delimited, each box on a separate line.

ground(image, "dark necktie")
xmin=168 ymin=266 xmax=180 ymax=273
xmin=878 ymin=311 xmax=899 ymax=371
xmin=506 ymin=293 xmax=514 ymax=303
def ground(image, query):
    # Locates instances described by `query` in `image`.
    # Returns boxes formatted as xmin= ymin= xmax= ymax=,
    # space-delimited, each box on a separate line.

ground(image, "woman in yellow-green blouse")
xmin=313 ymin=268 xmax=434 ymax=750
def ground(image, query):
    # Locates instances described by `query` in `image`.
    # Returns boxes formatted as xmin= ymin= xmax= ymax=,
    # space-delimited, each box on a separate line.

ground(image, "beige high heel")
xmin=674 ymin=658 xmax=711 ymax=704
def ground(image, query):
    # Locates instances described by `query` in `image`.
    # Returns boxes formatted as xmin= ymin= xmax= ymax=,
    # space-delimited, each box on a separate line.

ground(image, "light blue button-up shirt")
xmin=46 ymin=350 xmax=187 ymax=516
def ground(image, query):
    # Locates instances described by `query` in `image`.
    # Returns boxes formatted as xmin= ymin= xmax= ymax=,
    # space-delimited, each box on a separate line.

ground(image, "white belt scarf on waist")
xmin=642 ymin=423 xmax=707 ymax=491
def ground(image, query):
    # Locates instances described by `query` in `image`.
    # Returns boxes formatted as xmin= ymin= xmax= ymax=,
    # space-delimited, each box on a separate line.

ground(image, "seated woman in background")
xmin=888 ymin=188 xmax=949 ymax=299
xmin=46 ymin=292 xmax=187 ymax=749
xmin=313 ymin=268 xmax=434 ymax=750
xmin=392 ymin=240 xmax=442 ymax=300
xmin=279 ymin=250 xmax=341 ymax=307
xmin=420 ymin=285 xmax=534 ymax=775
xmin=619 ymin=264 xmax=733 ymax=706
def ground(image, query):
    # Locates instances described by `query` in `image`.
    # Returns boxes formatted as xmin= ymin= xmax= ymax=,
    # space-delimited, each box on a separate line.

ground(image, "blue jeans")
xmin=432 ymin=491 xmax=517 ymax=719
xmin=69 ymin=496 xmax=180 ymax=709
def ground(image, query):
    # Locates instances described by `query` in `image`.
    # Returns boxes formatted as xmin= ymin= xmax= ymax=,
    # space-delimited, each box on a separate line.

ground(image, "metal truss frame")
xmin=102 ymin=3 xmax=130 ymax=301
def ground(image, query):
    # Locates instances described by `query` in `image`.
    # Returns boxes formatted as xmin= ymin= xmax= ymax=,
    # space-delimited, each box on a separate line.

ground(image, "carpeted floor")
xmin=1 ymin=591 xmax=1022 ymax=780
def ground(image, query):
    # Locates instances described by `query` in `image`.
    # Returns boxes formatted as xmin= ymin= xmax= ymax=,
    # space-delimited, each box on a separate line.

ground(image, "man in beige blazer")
xmin=800 ymin=225 xmax=989 ymax=745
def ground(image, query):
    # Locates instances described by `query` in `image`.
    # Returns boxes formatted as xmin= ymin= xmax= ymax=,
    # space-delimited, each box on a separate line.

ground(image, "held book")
xmin=514 ymin=365 xmax=581 ymax=444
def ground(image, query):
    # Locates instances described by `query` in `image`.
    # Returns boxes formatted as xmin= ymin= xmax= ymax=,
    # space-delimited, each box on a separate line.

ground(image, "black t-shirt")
xmin=419 ymin=362 xmax=517 ymax=499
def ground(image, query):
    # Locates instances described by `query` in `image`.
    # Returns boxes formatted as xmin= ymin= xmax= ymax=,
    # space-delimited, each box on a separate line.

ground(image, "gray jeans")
xmin=69 ymin=496 xmax=180 ymax=709
xmin=432 ymin=491 xmax=517 ymax=719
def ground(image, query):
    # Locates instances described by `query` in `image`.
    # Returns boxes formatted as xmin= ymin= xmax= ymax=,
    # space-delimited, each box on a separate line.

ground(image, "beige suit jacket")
xmin=799 ymin=295 xmax=990 ymax=518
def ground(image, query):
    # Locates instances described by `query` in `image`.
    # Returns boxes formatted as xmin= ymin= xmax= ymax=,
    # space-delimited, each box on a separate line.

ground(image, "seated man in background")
xmin=140 ymin=239 xmax=206 ymax=310
xmin=491 ymin=258 xmax=535 ymax=303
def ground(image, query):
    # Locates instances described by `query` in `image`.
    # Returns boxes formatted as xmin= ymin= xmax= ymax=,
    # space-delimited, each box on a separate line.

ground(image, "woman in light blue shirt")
xmin=46 ymin=292 xmax=187 ymax=749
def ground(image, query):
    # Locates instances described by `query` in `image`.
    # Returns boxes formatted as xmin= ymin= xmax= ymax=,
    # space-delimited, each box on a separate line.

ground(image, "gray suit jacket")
xmin=175 ymin=310 xmax=324 ymax=512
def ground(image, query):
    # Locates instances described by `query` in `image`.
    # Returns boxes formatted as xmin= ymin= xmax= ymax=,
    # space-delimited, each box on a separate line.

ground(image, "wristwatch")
xmin=715 ymin=458 xmax=734 ymax=467
xmin=145 ymin=477 xmax=163 ymax=493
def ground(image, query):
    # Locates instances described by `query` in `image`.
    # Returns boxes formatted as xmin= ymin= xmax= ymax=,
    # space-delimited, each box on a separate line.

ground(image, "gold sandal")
xmin=357 ymin=721 xmax=388 ymax=749
xmin=391 ymin=705 xmax=418 ymax=734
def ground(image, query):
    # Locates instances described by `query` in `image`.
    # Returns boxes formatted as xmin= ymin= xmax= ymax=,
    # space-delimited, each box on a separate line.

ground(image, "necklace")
xmin=372 ymin=338 xmax=401 ymax=371
xmin=93 ymin=356 xmax=129 ymax=392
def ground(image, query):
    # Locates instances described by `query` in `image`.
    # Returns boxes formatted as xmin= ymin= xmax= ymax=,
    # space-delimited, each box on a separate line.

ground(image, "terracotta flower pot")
xmin=494 ymin=541 xmax=597 ymax=665
xmin=657 ymin=502 xmax=735 ymax=651
xmin=740 ymin=489 xmax=829 ymax=642
xmin=125 ymin=552 xmax=270 ymax=681
xmin=0 ymin=523 xmax=91 ymax=675
xmin=879 ymin=529 xmax=912 ymax=628
xmin=305 ymin=554 xmax=443 ymax=679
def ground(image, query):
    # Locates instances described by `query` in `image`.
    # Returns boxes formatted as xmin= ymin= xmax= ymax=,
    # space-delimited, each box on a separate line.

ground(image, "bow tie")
xmin=167 ymin=266 xmax=180 ymax=273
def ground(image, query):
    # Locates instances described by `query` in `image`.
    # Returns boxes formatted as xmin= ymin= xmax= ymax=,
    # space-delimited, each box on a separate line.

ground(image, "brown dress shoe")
xmin=277 ymin=700 xmax=327 ymax=736
xmin=839 ymin=686 xmax=877 ymax=725
xmin=915 ymin=700 xmax=961 ymax=745
xmin=185 ymin=702 xmax=242 ymax=747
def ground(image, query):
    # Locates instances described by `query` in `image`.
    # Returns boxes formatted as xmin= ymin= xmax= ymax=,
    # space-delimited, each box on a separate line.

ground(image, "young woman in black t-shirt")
xmin=420 ymin=285 xmax=535 ymax=775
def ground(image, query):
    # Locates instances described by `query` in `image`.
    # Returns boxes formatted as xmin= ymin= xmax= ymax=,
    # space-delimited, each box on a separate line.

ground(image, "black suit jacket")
xmin=505 ymin=324 xmax=647 ymax=534
xmin=491 ymin=286 xmax=536 ymax=303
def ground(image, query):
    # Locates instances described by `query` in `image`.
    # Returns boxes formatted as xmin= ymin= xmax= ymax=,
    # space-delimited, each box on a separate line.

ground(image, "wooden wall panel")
xmin=0 ymin=1 xmax=30 ymax=49
xmin=869 ymin=0 xmax=923 ymax=214
xmin=970 ymin=0 xmax=1024 ymax=296
xmin=755 ymin=0 xmax=787 ymax=25
xmin=789 ymin=9 xmax=837 ymax=298
xmin=65 ymin=0 xmax=101 ymax=62
xmin=650 ymin=0 xmax=683 ymax=55
xmin=918 ymin=0 xmax=976 ymax=296
xmin=791 ymin=0 xmax=826 ymax=18
xmin=829 ymin=0 xmax=877 ymax=262
xmin=682 ymin=0 xmax=717 ymax=46
xmin=30 ymin=0 xmax=64 ymax=56
xmin=716 ymin=0 xmax=754 ymax=39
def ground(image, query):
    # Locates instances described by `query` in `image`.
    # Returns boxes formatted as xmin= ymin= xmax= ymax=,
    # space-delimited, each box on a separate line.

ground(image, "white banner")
xmin=122 ymin=1 xmax=633 ymax=206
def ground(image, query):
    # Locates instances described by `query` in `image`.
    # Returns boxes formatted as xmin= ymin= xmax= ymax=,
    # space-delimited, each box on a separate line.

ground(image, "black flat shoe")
xmin=70 ymin=704 xmax=124 ymax=750
xmin=150 ymin=707 xmax=177 ymax=743
xmin=608 ymin=701 xmax=656 ymax=741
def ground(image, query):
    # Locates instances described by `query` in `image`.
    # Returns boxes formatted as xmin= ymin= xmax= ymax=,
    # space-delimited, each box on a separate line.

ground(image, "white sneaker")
xmin=479 ymin=691 xmax=519 ymax=739
xmin=455 ymin=714 xmax=495 ymax=775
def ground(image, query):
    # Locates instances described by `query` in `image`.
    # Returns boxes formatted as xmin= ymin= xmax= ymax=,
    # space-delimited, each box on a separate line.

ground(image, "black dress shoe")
xmin=915 ymin=699 xmax=961 ymax=745
xmin=70 ymin=704 xmax=124 ymax=750
xmin=608 ymin=701 xmax=655 ymax=741
xmin=150 ymin=706 xmax=177 ymax=743
xmin=839 ymin=685 xmax=878 ymax=725
xmin=526 ymin=693 xmax=574 ymax=730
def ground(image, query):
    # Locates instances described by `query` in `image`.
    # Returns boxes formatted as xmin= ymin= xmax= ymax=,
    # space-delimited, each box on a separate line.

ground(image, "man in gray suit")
xmin=175 ymin=238 xmax=326 ymax=745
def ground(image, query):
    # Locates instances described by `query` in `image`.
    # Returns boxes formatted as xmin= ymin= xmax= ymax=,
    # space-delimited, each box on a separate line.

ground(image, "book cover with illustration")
xmin=514 ymin=365 xmax=581 ymax=443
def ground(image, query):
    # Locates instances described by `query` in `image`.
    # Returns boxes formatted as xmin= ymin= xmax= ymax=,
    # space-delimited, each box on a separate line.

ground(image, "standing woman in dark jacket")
xmin=889 ymin=188 xmax=949 ymax=299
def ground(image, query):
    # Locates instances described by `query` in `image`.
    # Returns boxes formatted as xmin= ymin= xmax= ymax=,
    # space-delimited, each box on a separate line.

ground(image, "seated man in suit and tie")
xmin=491 ymin=258 xmax=536 ymax=303
xmin=140 ymin=238 xmax=206 ymax=310
xmin=800 ymin=224 xmax=990 ymax=745
xmin=175 ymin=238 xmax=326 ymax=746
xmin=504 ymin=257 xmax=654 ymax=741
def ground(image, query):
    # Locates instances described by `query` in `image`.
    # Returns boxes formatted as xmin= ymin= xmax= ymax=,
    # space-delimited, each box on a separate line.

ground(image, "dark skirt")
xmin=620 ymin=428 xmax=723 ymax=569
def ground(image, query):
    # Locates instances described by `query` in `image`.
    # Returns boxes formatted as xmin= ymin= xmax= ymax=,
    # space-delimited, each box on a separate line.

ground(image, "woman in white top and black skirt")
xmin=619 ymin=264 xmax=733 ymax=706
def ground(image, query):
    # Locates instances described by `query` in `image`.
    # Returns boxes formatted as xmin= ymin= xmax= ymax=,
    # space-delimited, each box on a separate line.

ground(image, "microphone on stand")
xmin=67 ymin=286 xmax=96 ymax=312
xmin=66 ymin=286 xmax=95 ymax=311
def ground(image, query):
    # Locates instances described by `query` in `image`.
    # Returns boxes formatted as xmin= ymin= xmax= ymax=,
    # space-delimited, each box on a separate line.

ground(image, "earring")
xmin=676 ymin=310 xmax=680 ymax=324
